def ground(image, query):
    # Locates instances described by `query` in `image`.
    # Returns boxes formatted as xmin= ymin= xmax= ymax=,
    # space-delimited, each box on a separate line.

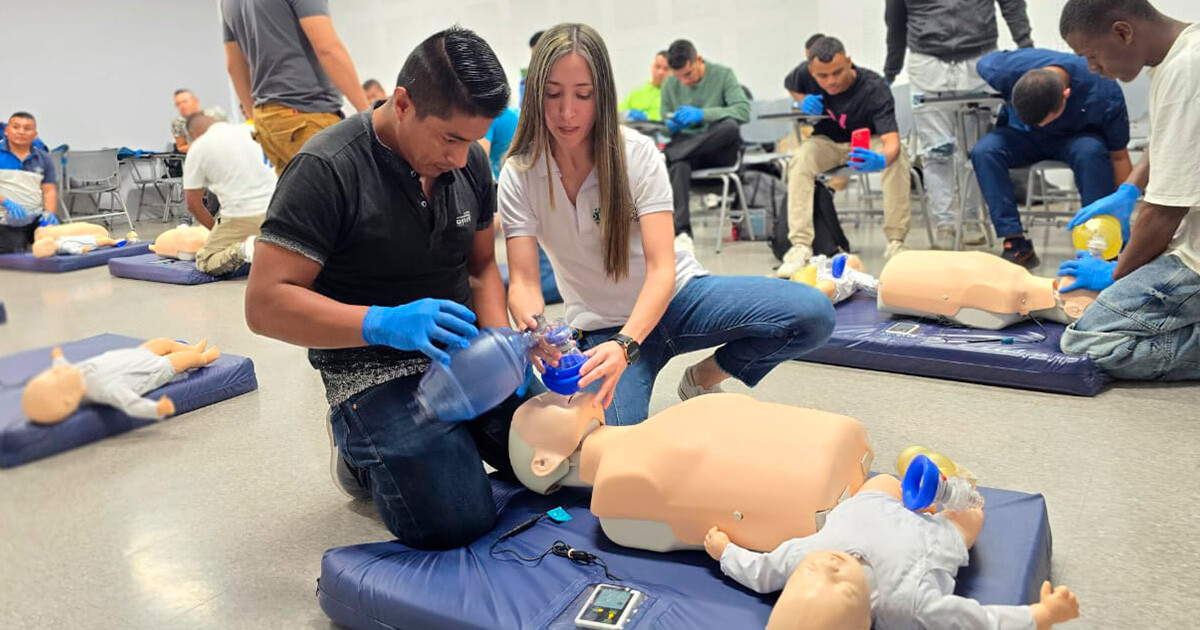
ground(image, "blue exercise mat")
xmin=318 ymin=479 xmax=1051 ymax=630
xmin=0 ymin=242 xmax=152 ymax=273
xmin=798 ymin=293 xmax=1110 ymax=396
xmin=108 ymin=253 xmax=249 ymax=285
xmin=0 ymin=334 xmax=257 ymax=468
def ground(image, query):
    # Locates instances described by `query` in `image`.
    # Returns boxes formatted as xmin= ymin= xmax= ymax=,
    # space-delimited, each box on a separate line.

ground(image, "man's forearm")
xmin=317 ymin=46 xmax=370 ymax=111
xmin=1114 ymin=202 xmax=1189 ymax=280
xmin=1124 ymin=152 xmax=1151 ymax=190
xmin=43 ymin=187 xmax=57 ymax=216
xmin=225 ymin=45 xmax=255 ymax=120
xmin=246 ymin=282 xmax=370 ymax=348
xmin=881 ymin=134 xmax=902 ymax=164
xmin=188 ymin=202 xmax=215 ymax=229
xmin=1111 ymin=150 xmax=1133 ymax=189
xmin=469 ymin=261 xmax=511 ymax=328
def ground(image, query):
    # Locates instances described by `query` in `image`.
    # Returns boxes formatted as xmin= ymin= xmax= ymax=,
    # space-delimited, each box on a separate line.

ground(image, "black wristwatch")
xmin=609 ymin=334 xmax=641 ymax=365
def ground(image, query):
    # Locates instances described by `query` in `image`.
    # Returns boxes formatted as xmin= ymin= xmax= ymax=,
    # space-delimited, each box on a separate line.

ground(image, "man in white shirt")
xmin=1057 ymin=0 xmax=1200 ymax=380
xmin=182 ymin=112 xmax=277 ymax=276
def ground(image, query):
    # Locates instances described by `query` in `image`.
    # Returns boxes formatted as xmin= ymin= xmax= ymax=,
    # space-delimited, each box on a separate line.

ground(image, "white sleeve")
xmin=913 ymin=571 xmax=1036 ymax=630
xmin=718 ymin=539 xmax=812 ymax=594
xmin=1146 ymin=55 xmax=1200 ymax=207
xmin=628 ymin=135 xmax=673 ymax=218
xmin=497 ymin=163 xmax=538 ymax=238
xmin=182 ymin=142 xmax=208 ymax=191
xmin=86 ymin=381 xmax=163 ymax=419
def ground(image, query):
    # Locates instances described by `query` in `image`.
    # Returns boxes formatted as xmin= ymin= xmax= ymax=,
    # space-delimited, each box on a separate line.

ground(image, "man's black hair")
xmin=529 ymin=30 xmax=545 ymax=49
xmin=656 ymin=49 xmax=668 ymax=59
xmin=1060 ymin=0 xmax=1158 ymax=38
xmin=185 ymin=111 xmax=211 ymax=134
xmin=807 ymin=37 xmax=847 ymax=63
xmin=173 ymin=88 xmax=193 ymax=97
xmin=395 ymin=26 xmax=510 ymax=119
xmin=9 ymin=111 xmax=35 ymax=123
xmin=1013 ymin=69 xmax=1067 ymax=126
xmin=666 ymin=39 xmax=697 ymax=70
xmin=362 ymin=78 xmax=383 ymax=91
xmin=804 ymin=33 xmax=826 ymax=51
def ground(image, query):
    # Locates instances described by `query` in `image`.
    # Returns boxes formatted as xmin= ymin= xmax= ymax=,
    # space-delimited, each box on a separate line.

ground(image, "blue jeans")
xmin=577 ymin=275 xmax=836 ymax=425
xmin=328 ymin=374 xmax=540 ymax=549
xmin=1061 ymin=254 xmax=1200 ymax=380
xmin=971 ymin=127 xmax=1115 ymax=237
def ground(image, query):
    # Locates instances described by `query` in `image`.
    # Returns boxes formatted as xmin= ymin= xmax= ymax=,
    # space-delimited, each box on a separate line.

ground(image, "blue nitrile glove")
xmin=627 ymin=109 xmax=648 ymax=122
xmin=666 ymin=117 xmax=683 ymax=134
xmin=672 ymin=105 xmax=704 ymax=128
xmin=2 ymin=199 xmax=27 ymax=221
xmin=361 ymin=298 xmax=479 ymax=366
xmin=1057 ymin=252 xmax=1116 ymax=293
xmin=800 ymin=94 xmax=825 ymax=116
xmin=1067 ymin=183 xmax=1140 ymax=244
xmin=848 ymin=147 xmax=887 ymax=173
xmin=39 ymin=212 xmax=60 ymax=226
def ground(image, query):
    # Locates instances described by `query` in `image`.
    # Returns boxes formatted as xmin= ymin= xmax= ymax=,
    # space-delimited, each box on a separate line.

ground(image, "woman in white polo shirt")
xmin=499 ymin=23 xmax=836 ymax=424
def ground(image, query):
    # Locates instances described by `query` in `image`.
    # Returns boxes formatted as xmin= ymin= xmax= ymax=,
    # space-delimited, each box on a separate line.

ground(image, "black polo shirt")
xmin=259 ymin=108 xmax=495 ymax=405
xmin=783 ymin=63 xmax=899 ymax=144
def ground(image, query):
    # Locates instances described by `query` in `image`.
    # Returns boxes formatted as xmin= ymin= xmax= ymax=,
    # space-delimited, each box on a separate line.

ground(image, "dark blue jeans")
xmin=578 ymin=275 xmax=836 ymax=425
xmin=329 ymin=374 xmax=539 ymax=549
xmin=970 ymin=127 xmax=1115 ymax=238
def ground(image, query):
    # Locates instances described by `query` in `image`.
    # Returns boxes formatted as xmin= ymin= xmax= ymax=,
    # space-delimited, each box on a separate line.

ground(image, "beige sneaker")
xmin=774 ymin=244 xmax=813 ymax=278
xmin=961 ymin=224 xmax=987 ymax=246
xmin=678 ymin=364 xmax=724 ymax=401
xmin=674 ymin=232 xmax=695 ymax=255
xmin=885 ymin=240 xmax=907 ymax=259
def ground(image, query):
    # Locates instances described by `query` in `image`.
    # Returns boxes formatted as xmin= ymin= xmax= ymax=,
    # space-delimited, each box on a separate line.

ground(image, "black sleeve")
xmin=784 ymin=64 xmax=811 ymax=95
xmin=883 ymin=0 xmax=908 ymax=84
xmin=466 ymin=143 xmax=495 ymax=230
xmin=997 ymin=0 xmax=1034 ymax=48
xmin=870 ymin=81 xmax=900 ymax=136
xmin=258 ymin=154 xmax=348 ymax=265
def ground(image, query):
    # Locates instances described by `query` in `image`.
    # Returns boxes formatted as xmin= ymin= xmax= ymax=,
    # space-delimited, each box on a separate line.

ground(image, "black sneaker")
xmin=1001 ymin=237 xmax=1041 ymax=269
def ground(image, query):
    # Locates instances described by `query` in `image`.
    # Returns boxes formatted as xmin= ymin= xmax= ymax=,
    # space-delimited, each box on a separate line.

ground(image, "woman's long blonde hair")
xmin=505 ymin=23 xmax=634 ymax=281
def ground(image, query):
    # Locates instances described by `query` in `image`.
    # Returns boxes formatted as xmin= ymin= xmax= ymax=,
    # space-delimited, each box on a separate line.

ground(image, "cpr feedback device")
xmin=574 ymin=584 xmax=645 ymax=629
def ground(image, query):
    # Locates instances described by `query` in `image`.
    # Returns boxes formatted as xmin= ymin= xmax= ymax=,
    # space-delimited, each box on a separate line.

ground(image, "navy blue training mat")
xmin=798 ymin=293 xmax=1110 ymax=396
xmin=318 ymin=479 xmax=1051 ymax=630
xmin=0 ymin=334 xmax=258 ymax=467
xmin=108 ymin=253 xmax=249 ymax=285
xmin=0 ymin=242 xmax=152 ymax=272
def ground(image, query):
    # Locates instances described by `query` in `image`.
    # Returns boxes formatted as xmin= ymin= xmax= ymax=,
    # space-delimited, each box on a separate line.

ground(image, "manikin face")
xmin=766 ymin=550 xmax=871 ymax=630
xmin=22 ymin=360 xmax=87 ymax=424
xmin=4 ymin=116 xmax=37 ymax=149
xmin=544 ymin=52 xmax=596 ymax=152
xmin=808 ymin=53 xmax=856 ymax=96
xmin=174 ymin=92 xmax=200 ymax=117
xmin=673 ymin=57 xmax=706 ymax=87
xmin=1065 ymin=22 xmax=1144 ymax=83
xmin=393 ymin=89 xmax=494 ymax=179
xmin=650 ymin=54 xmax=670 ymax=88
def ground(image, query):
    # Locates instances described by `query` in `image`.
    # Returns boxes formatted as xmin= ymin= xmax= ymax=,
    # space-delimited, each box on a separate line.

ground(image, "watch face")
xmin=625 ymin=342 xmax=640 ymax=363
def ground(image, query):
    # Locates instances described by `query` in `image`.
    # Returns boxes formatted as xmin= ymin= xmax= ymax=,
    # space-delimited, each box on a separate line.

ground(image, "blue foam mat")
xmin=798 ymin=293 xmax=1110 ymax=396
xmin=108 ymin=253 xmax=249 ymax=285
xmin=0 ymin=242 xmax=152 ymax=272
xmin=318 ymin=480 xmax=1050 ymax=630
xmin=0 ymin=334 xmax=257 ymax=467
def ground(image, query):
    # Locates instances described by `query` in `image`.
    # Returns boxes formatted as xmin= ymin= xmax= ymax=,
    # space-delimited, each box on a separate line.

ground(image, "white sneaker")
xmin=774 ymin=244 xmax=813 ymax=278
xmin=327 ymin=414 xmax=370 ymax=501
xmin=934 ymin=225 xmax=956 ymax=250
xmin=678 ymin=364 xmax=724 ymax=401
xmin=885 ymin=240 xmax=907 ymax=259
xmin=241 ymin=235 xmax=256 ymax=264
xmin=961 ymin=224 xmax=987 ymax=246
xmin=674 ymin=232 xmax=695 ymax=255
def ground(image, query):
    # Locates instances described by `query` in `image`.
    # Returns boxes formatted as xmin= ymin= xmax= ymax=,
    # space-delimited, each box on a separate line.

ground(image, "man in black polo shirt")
xmin=775 ymin=37 xmax=913 ymax=278
xmin=245 ymin=27 xmax=530 ymax=550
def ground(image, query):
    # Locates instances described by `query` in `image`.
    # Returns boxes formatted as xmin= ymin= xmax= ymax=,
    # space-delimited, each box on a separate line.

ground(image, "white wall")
xmin=0 ymin=0 xmax=232 ymax=151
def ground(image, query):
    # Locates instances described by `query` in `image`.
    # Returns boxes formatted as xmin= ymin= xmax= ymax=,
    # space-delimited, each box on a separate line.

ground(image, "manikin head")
xmin=22 ymin=349 xmax=86 ymax=424
xmin=173 ymin=89 xmax=200 ymax=117
xmin=806 ymin=37 xmax=856 ymax=96
xmin=667 ymin=39 xmax=706 ymax=88
xmin=766 ymin=551 xmax=872 ymax=630
xmin=509 ymin=392 xmax=605 ymax=494
xmin=1012 ymin=69 xmax=1072 ymax=127
xmin=1060 ymin=0 xmax=1161 ymax=82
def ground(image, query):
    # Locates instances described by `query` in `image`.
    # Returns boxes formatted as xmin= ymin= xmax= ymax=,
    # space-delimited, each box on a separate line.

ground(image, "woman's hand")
xmin=517 ymin=314 xmax=561 ymax=372
xmin=577 ymin=340 xmax=627 ymax=408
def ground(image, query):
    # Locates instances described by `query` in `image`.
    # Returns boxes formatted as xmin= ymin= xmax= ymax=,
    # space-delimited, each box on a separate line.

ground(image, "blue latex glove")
xmin=1066 ymin=183 xmax=1140 ymax=244
xmin=39 ymin=212 xmax=60 ymax=226
xmin=1057 ymin=252 xmax=1117 ymax=293
xmin=627 ymin=109 xmax=648 ymax=122
xmin=800 ymin=94 xmax=825 ymax=116
xmin=847 ymin=147 xmax=887 ymax=173
xmin=672 ymin=105 xmax=704 ymax=128
xmin=361 ymin=298 xmax=479 ymax=365
xmin=666 ymin=117 xmax=683 ymax=134
xmin=2 ymin=199 xmax=27 ymax=221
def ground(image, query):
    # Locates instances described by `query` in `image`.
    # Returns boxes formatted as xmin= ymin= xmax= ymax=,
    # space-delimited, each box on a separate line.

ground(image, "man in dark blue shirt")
xmin=972 ymin=48 xmax=1131 ymax=268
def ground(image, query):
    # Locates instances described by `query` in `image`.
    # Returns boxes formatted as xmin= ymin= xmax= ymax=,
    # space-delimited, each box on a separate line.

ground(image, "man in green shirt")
xmin=621 ymin=50 xmax=670 ymax=122
xmin=661 ymin=39 xmax=751 ymax=251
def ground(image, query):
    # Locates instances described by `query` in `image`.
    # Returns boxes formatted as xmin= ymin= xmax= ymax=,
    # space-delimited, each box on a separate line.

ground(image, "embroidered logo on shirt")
xmin=456 ymin=211 xmax=472 ymax=227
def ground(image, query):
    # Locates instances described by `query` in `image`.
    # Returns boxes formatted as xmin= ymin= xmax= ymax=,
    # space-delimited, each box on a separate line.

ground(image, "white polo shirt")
xmin=1147 ymin=22 xmax=1200 ymax=274
xmin=183 ymin=121 xmax=277 ymax=218
xmin=499 ymin=129 xmax=707 ymax=331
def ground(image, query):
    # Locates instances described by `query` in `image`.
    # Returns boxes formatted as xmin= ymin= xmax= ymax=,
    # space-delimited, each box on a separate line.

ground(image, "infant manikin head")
xmin=766 ymin=550 xmax=871 ymax=630
xmin=21 ymin=352 xmax=86 ymax=424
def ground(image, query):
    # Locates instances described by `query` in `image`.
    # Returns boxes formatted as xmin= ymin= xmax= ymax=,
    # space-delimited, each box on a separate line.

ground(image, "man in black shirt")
xmin=246 ymin=27 xmax=532 ymax=550
xmin=776 ymin=37 xmax=912 ymax=278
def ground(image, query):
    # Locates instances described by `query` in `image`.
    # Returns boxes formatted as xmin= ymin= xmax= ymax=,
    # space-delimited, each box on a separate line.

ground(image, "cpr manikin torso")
xmin=510 ymin=392 xmax=873 ymax=553
xmin=877 ymin=251 xmax=1098 ymax=330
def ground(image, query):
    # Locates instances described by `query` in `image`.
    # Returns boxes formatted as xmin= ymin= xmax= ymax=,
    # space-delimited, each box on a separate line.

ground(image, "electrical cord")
xmin=488 ymin=515 xmax=621 ymax=581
